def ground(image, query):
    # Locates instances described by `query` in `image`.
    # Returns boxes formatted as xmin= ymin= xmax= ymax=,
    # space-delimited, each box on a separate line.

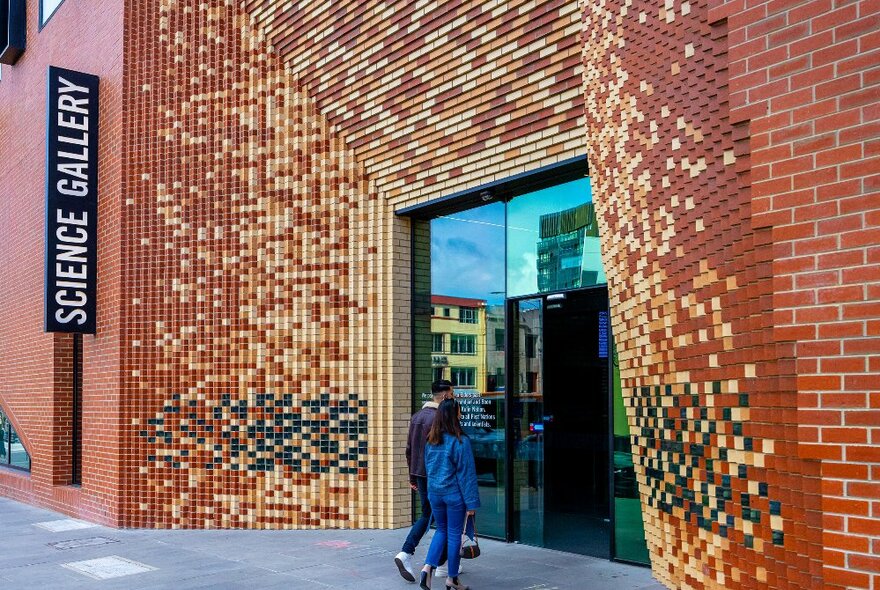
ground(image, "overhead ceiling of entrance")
xmin=242 ymin=0 xmax=586 ymax=207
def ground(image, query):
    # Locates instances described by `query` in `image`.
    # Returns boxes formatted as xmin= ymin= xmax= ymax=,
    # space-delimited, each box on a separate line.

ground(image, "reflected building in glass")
xmin=429 ymin=295 xmax=488 ymax=395
xmin=0 ymin=405 xmax=30 ymax=471
xmin=537 ymin=202 xmax=601 ymax=292
xmin=485 ymin=305 xmax=506 ymax=394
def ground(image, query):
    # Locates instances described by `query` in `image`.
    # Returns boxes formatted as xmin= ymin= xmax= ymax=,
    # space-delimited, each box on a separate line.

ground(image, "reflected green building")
xmin=537 ymin=203 xmax=601 ymax=292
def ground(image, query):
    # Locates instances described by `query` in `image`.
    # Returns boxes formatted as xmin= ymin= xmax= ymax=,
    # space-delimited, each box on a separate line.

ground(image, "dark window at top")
xmin=459 ymin=307 xmax=478 ymax=324
xmin=0 ymin=0 xmax=26 ymax=65
xmin=451 ymin=334 xmax=476 ymax=355
xmin=526 ymin=334 xmax=537 ymax=359
xmin=451 ymin=367 xmax=476 ymax=388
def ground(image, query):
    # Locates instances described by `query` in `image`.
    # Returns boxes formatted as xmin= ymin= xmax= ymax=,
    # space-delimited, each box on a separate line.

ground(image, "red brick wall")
xmin=0 ymin=0 xmax=125 ymax=523
xmin=717 ymin=0 xmax=880 ymax=587
xmin=584 ymin=0 xmax=827 ymax=587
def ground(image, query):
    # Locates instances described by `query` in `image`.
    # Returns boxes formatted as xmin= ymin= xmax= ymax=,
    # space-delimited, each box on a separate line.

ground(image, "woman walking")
xmin=419 ymin=398 xmax=480 ymax=590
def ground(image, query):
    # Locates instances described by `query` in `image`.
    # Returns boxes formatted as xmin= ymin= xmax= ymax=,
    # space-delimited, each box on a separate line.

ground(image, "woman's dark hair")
xmin=427 ymin=398 xmax=463 ymax=445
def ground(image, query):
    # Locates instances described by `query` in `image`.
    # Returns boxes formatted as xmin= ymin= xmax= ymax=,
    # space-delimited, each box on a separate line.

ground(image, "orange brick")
xmin=848 ymin=482 xmax=880 ymax=499
xmin=824 ymin=566 xmax=871 ymax=588
xmin=825 ymin=498 xmax=871 ymax=517
xmin=802 ymin=443 xmax=843 ymax=460
xmin=822 ymin=393 xmax=868 ymax=407
xmin=848 ymin=553 xmax=880 ymax=573
xmin=822 ymin=427 xmax=868 ymax=444
xmin=798 ymin=374 xmax=842 ymax=390
xmin=847 ymin=446 xmax=880 ymax=462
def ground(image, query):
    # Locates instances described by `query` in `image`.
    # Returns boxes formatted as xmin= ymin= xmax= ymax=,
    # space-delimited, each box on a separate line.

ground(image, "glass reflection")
xmin=0 ymin=416 xmax=6 ymax=464
xmin=10 ymin=429 xmax=29 ymax=470
xmin=511 ymin=297 xmax=544 ymax=546
xmin=612 ymin=342 xmax=649 ymax=563
xmin=0 ymin=405 xmax=31 ymax=471
xmin=412 ymin=173 xmax=647 ymax=557
xmin=415 ymin=202 xmax=507 ymax=539
xmin=507 ymin=178 xmax=604 ymax=298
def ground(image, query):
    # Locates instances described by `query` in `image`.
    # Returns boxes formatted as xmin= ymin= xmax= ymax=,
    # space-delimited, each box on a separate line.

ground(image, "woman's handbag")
xmin=460 ymin=514 xmax=481 ymax=559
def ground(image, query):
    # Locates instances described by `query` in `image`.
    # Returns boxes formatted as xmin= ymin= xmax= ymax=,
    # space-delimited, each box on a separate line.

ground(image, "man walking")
xmin=394 ymin=380 xmax=454 ymax=582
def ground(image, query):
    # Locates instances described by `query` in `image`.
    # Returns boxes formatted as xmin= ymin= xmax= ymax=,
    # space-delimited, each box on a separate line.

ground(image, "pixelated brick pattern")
xmin=584 ymin=0 xmax=823 ymax=588
xmin=243 ymin=0 xmax=586 ymax=207
xmin=122 ymin=0 xmax=389 ymax=528
xmin=720 ymin=0 xmax=880 ymax=587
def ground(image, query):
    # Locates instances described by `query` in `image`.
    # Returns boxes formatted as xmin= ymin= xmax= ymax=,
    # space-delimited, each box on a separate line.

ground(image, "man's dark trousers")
xmin=402 ymin=476 xmax=432 ymax=554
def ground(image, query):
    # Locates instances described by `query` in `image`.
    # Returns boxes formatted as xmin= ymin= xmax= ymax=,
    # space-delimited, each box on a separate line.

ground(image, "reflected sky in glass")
xmin=430 ymin=178 xmax=603 ymax=303
xmin=431 ymin=201 xmax=505 ymax=305
xmin=42 ymin=0 xmax=65 ymax=23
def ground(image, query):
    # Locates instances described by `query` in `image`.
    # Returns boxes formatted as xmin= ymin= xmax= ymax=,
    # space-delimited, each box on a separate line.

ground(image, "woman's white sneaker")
xmin=435 ymin=564 xmax=463 ymax=577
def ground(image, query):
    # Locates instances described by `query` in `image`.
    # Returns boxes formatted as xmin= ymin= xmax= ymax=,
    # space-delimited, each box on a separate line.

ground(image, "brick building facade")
xmin=0 ymin=0 xmax=877 ymax=588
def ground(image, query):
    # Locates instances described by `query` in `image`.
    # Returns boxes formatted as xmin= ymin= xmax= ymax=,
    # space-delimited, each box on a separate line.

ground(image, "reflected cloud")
xmin=431 ymin=205 xmax=505 ymax=303
xmin=445 ymin=237 xmax=484 ymax=258
xmin=508 ymin=252 xmax=538 ymax=297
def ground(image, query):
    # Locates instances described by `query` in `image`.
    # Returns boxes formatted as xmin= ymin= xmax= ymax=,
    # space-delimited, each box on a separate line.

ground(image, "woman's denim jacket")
xmin=424 ymin=432 xmax=482 ymax=511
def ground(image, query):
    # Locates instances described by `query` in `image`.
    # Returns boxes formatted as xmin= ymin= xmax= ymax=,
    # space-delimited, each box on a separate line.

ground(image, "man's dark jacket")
xmin=406 ymin=401 xmax=439 ymax=482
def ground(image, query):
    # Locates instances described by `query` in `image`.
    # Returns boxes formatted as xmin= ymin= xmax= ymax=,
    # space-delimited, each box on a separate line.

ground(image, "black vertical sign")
xmin=45 ymin=67 xmax=99 ymax=333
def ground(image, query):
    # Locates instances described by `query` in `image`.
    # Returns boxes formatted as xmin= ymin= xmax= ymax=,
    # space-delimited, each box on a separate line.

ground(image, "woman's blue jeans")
xmin=425 ymin=492 xmax=466 ymax=578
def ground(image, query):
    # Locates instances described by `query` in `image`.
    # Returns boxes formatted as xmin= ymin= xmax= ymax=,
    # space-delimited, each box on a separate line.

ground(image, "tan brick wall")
xmin=245 ymin=0 xmax=586 ymax=207
xmin=119 ymin=0 xmax=395 ymax=528
xmin=240 ymin=0 xmax=591 ymax=531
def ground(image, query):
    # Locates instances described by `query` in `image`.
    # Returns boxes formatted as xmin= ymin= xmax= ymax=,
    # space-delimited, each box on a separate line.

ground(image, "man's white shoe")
xmin=395 ymin=551 xmax=416 ymax=583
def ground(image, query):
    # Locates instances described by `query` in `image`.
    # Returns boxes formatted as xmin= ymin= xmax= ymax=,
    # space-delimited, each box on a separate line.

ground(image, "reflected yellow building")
xmin=430 ymin=295 xmax=487 ymax=393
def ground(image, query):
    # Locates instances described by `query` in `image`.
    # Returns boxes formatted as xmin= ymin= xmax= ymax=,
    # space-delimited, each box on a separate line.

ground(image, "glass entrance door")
xmin=510 ymin=297 xmax=544 ymax=546
xmin=509 ymin=289 xmax=612 ymax=558
xmin=542 ymin=289 xmax=611 ymax=557
xmin=412 ymin=173 xmax=649 ymax=562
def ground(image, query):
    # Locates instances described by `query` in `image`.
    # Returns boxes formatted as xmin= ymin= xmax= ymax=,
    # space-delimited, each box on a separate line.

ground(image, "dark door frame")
xmin=503 ymin=285 xmax=614 ymax=556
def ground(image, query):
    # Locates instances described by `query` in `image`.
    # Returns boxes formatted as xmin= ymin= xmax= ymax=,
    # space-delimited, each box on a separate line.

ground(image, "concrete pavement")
xmin=0 ymin=496 xmax=664 ymax=589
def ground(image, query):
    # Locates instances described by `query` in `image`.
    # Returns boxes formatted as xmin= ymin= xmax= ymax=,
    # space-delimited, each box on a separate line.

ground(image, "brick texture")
xmin=583 ymin=0 xmax=825 ymax=586
xmin=0 ymin=0 xmax=124 ymax=524
xmin=0 ymin=0 xmax=877 ymax=588
xmin=722 ymin=0 xmax=880 ymax=586
xmin=118 ymin=0 xmax=393 ymax=528
xmin=243 ymin=0 xmax=587 ymax=208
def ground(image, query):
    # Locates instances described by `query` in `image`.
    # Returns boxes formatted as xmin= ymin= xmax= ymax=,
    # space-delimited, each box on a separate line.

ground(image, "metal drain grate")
xmin=49 ymin=537 xmax=120 ymax=550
